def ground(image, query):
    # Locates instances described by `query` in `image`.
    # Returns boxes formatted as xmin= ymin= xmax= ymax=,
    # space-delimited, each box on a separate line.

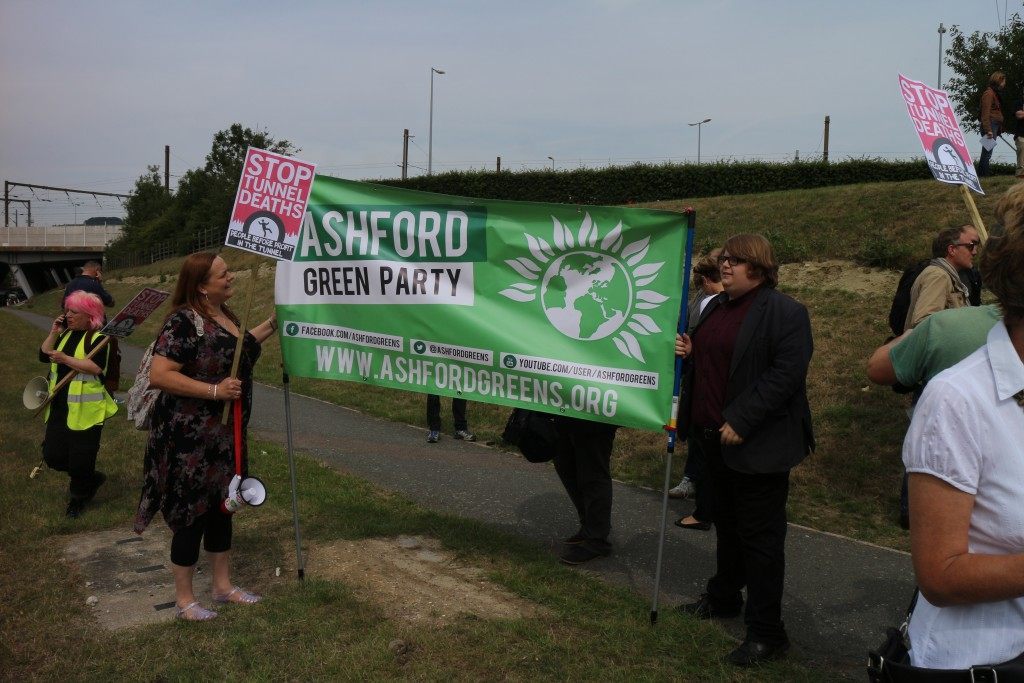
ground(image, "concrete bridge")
xmin=1 ymin=224 xmax=121 ymax=298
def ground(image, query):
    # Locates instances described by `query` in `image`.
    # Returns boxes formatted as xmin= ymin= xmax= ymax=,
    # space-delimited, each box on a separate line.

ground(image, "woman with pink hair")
xmin=39 ymin=290 xmax=117 ymax=517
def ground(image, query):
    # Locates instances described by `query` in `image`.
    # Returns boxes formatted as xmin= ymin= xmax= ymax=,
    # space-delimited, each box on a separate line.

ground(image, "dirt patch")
xmin=62 ymin=530 xmax=540 ymax=631
xmin=310 ymin=535 xmax=545 ymax=626
xmin=63 ymin=520 xmax=285 ymax=630
xmin=780 ymin=259 xmax=899 ymax=296
xmin=63 ymin=523 xmax=209 ymax=630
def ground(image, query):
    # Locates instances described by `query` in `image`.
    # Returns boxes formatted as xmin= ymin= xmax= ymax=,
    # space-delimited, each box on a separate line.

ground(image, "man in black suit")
xmin=63 ymin=260 xmax=114 ymax=308
xmin=63 ymin=260 xmax=121 ymax=395
xmin=675 ymin=233 xmax=814 ymax=667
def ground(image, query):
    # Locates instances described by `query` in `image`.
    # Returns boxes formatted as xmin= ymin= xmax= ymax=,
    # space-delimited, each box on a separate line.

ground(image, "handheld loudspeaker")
xmin=221 ymin=474 xmax=267 ymax=513
xmin=23 ymin=377 xmax=49 ymax=410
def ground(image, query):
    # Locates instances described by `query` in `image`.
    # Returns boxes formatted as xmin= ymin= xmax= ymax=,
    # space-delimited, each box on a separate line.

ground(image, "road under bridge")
xmin=1 ymin=224 xmax=121 ymax=298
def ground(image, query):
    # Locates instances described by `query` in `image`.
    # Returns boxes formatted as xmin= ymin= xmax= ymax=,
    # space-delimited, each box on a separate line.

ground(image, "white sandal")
xmin=212 ymin=586 xmax=261 ymax=605
xmin=176 ymin=601 xmax=218 ymax=621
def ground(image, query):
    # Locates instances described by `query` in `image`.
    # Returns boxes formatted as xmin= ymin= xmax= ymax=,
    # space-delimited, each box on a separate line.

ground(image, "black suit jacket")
xmin=681 ymin=286 xmax=814 ymax=474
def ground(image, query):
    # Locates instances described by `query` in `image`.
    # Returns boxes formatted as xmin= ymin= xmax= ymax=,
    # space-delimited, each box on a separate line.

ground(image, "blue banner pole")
xmin=650 ymin=207 xmax=696 ymax=625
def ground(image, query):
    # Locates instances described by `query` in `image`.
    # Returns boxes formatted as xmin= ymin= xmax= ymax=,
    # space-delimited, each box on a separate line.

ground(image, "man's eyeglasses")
xmin=953 ymin=241 xmax=981 ymax=253
xmin=716 ymin=254 xmax=748 ymax=267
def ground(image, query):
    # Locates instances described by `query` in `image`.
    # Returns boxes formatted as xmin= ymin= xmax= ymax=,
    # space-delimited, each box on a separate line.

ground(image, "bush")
xmin=376 ymin=159 xmax=1017 ymax=205
xmin=855 ymin=235 xmax=914 ymax=270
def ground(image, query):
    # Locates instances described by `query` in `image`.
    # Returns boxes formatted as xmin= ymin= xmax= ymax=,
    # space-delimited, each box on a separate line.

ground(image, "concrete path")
xmin=7 ymin=307 xmax=914 ymax=678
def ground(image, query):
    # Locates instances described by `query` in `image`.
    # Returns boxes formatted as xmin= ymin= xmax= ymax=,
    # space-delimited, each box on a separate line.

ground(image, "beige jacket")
xmin=905 ymin=261 xmax=969 ymax=330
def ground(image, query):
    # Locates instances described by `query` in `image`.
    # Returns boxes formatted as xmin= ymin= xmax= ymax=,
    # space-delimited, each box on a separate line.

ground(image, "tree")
xmin=113 ymin=124 xmax=298 ymax=259
xmin=204 ymin=123 xmax=298 ymax=180
xmin=184 ymin=123 xmax=299 ymax=238
xmin=945 ymin=15 xmax=1024 ymax=135
xmin=120 ymin=165 xmax=172 ymax=244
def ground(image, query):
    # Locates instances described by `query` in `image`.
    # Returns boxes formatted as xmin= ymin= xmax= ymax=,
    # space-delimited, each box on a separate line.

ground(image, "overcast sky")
xmin=1 ymin=0 xmax=1019 ymax=225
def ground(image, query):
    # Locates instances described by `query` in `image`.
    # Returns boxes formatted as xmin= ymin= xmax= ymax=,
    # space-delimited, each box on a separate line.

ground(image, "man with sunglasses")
xmin=904 ymin=225 xmax=980 ymax=332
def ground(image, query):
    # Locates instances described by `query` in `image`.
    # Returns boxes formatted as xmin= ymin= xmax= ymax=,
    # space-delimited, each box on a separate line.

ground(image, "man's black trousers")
xmin=552 ymin=416 xmax=617 ymax=550
xmin=698 ymin=428 xmax=790 ymax=645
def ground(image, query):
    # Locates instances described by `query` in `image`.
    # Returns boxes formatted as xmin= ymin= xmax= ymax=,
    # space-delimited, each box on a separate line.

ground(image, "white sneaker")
xmin=668 ymin=476 xmax=695 ymax=499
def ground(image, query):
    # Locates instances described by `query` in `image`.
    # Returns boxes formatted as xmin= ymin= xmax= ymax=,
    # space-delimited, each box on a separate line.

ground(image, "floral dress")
xmin=133 ymin=309 xmax=261 ymax=533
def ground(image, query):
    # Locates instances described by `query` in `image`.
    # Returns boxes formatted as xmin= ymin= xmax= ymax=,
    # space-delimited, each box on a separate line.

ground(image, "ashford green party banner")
xmin=274 ymin=176 xmax=687 ymax=431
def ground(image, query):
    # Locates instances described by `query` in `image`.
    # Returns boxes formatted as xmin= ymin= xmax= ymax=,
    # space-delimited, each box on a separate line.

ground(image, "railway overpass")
xmin=1 ymin=224 xmax=121 ymax=298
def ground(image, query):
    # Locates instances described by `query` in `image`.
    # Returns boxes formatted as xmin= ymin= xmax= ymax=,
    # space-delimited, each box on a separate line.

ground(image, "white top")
xmin=697 ymin=292 xmax=716 ymax=316
xmin=903 ymin=322 xmax=1024 ymax=669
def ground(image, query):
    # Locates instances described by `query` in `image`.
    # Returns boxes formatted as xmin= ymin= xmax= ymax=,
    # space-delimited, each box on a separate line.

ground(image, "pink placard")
xmin=898 ymin=74 xmax=983 ymax=195
xmin=99 ymin=287 xmax=170 ymax=338
xmin=225 ymin=147 xmax=317 ymax=260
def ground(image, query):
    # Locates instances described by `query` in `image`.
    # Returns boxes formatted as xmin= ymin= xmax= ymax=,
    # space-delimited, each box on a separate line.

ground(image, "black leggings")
xmin=170 ymin=510 xmax=233 ymax=567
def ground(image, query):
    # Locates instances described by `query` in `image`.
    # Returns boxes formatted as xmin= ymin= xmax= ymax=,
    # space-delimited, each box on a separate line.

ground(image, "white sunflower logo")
xmin=499 ymin=213 xmax=668 ymax=362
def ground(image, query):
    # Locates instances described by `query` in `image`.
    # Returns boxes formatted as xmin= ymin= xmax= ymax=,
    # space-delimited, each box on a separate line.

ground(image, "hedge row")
xmin=375 ymin=159 xmax=1017 ymax=204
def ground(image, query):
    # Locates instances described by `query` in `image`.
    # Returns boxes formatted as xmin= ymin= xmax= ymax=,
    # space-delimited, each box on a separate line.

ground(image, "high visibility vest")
xmin=45 ymin=331 xmax=118 ymax=430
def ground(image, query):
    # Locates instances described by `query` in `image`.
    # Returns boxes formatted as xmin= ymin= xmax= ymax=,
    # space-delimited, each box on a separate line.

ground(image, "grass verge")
xmin=0 ymin=312 xmax=821 ymax=680
xmin=21 ymin=176 xmax=1006 ymax=553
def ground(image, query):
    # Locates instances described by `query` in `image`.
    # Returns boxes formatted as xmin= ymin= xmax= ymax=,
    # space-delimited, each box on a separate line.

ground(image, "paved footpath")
xmin=8 ymin=308 xmax=914 ymax=678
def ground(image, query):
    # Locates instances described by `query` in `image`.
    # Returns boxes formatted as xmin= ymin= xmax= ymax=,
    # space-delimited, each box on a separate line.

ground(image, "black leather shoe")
xmin=65 ymin=499 xmax=85 ymax=519
xmin=559 ymin=543 xmax=611 ymax=565
xmin=676 ymin=593 xmax=741 ymax=619
xmin=725 ymin=638 xmax=790 ymax=667
xmin=673 ymin=515 xmax=712 ymax=531
xmin=563 ymin=530 xmax=586 ymax=545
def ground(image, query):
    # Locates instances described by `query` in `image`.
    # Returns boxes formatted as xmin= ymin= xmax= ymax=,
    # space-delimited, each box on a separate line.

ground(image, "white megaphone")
xmin=221 ymin=474 xmax=267 ymax=513
xmin=23 ymin=377 xmax=50 ymax=410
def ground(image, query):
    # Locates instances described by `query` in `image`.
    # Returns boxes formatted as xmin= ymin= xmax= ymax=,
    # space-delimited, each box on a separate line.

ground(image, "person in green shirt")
xmin=867 ymin=303 xmax=1001 ymax=528
xmin=870 ymin=304 xmax=1001 ymax=390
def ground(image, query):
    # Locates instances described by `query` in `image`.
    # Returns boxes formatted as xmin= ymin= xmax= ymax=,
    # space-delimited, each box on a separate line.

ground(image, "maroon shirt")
xmin=689 ymin=286 xmax=760 ymax=429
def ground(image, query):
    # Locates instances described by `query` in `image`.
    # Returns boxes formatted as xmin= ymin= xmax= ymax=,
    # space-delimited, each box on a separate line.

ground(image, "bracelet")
xmin=213 ymin=384 xmax=218 ymax=400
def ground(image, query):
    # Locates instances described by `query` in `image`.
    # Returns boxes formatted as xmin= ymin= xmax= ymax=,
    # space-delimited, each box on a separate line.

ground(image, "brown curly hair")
xmin=691 ymin=252 xmax=722 ymax=290
xmin=994 ymin=183 xmax=1024 ymax=237
xmin=980 ymin=186 xmax=1024 ymax=320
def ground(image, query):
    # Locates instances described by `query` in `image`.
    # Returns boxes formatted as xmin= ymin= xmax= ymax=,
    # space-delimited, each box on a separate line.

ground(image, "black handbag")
xmin=867 ymin=590 xmax=1024 ymax=682
xmin=501 ymin=409 xmax=558 ymax=463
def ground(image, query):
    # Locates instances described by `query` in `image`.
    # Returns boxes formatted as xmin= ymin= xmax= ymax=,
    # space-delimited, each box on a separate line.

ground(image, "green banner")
xmin=275 ymin=175 xmax=686 ymax=431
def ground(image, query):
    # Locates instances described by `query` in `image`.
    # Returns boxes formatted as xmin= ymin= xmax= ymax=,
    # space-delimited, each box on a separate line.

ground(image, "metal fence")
xmin=105 ymin=225 xmax=223 ymax=271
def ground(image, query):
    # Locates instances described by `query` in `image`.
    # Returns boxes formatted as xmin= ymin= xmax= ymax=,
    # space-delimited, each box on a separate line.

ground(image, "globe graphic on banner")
xmin=540 ymin=252 xmax=631 ymax=340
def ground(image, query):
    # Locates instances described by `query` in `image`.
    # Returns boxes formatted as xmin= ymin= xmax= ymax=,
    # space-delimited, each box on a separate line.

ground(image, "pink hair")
xmin=64 ymin=291 xmax=105 ymax=330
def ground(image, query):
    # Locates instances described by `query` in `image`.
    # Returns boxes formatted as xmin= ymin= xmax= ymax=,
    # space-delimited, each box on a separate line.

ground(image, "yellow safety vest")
xmin=45 ymin=331 xmax=118 ymax=430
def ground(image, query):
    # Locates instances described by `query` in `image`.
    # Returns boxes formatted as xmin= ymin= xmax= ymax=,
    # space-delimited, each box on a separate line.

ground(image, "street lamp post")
xmin=428 ymin=67 xmax=445 ymax=176
xmin=547 ymin=156 xmax=555 ymax=171
xmin=937 ymin=23 xmax=947 ymax=88
xmin=688 ymin=118 xmax=711 ymax=164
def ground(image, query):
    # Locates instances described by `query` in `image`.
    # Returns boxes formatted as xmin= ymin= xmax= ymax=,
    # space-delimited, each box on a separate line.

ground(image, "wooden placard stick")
xmin=222 ymin=266 xmax=259 ymax=424
xmin=33 ymin=336 xmax=111 ymax=418
xmin=959 ymin=184 xmax=989 ymax=242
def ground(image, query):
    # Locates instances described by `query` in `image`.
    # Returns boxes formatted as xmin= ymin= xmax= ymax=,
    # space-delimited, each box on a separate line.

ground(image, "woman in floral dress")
xmin=134 ymin=252 xmax=277 ymax=621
